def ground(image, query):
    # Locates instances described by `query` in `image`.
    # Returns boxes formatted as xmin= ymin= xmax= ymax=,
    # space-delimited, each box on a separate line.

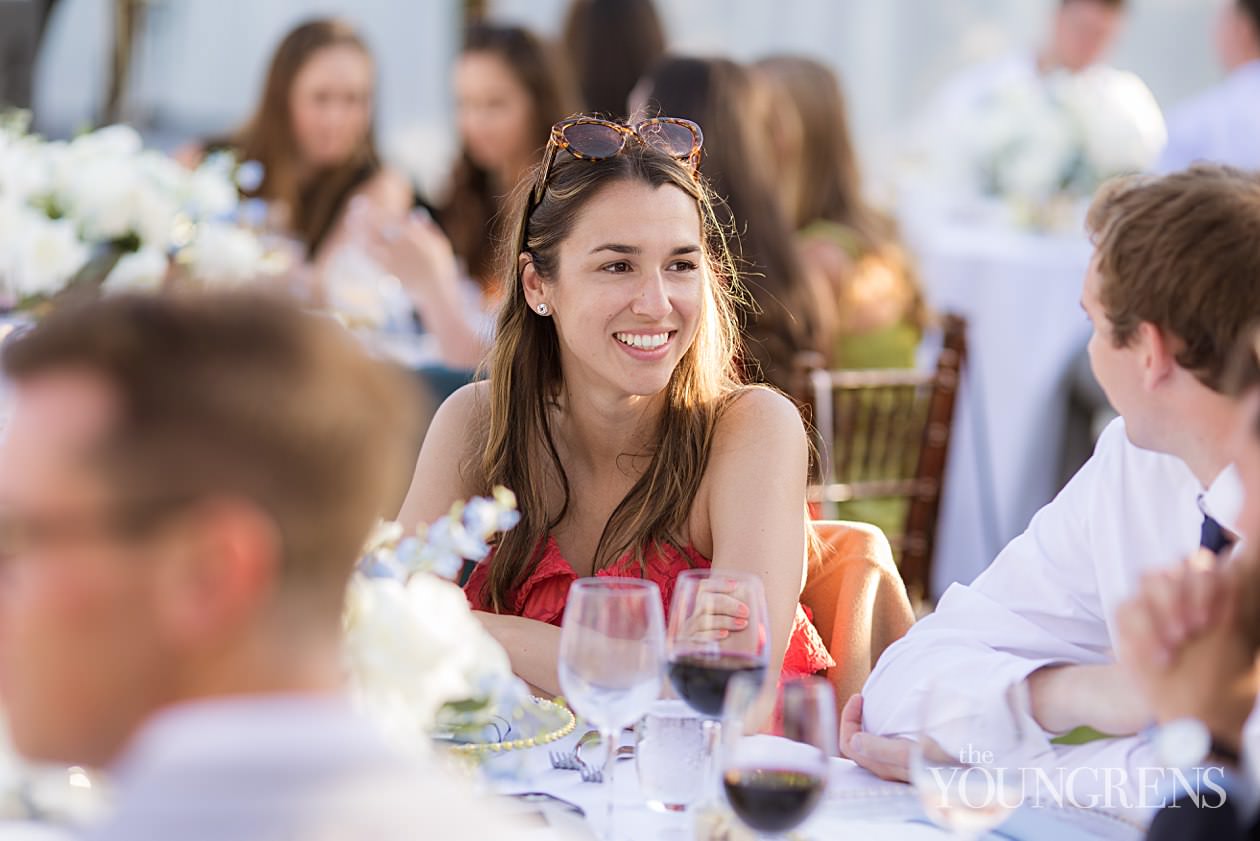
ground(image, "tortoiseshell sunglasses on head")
xmin=528 ymin=116 xmax=704 ymax=207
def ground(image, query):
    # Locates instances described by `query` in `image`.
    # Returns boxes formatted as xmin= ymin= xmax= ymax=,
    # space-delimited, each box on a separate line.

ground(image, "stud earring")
xmin=536 ymin=303 xmax=549 ymax=316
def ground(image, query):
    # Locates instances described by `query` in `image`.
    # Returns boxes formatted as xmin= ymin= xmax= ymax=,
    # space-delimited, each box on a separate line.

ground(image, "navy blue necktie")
xmin=1200 ymin=513 xmax=1235 ymax=555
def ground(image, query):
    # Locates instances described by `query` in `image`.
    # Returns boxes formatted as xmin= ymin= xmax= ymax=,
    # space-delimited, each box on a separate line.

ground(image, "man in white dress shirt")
xmin=913 ymin=0 xmax=1165 ymax=191
xmin=0 ymin=293 xmax=549 ymax=840
xmin=841 ymin=166 xmax=1260 ymax=808
xmin=1158 ymin=0 xmax=1260 ymax=172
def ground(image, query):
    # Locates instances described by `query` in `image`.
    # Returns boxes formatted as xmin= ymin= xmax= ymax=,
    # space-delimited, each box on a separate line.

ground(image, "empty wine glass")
xmin=721 ymin=673 xmax=834 ymax=838
xmin=909 ymin=681 xmax=1034 ymax=840
xmin=666 ymin=569 xmax=771 ymax=811
xmin=559 ymin=578 xmax=666 ymax=841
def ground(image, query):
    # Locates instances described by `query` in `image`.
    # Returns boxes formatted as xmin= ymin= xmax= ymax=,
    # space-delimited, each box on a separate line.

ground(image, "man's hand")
xmin=1115 ymin=550 xmax=1226 ymax=667
xmin=1115 ymin=555 xmax=1259 ymax=754
xmin=838 ymin=694 xmax=912 ymax=782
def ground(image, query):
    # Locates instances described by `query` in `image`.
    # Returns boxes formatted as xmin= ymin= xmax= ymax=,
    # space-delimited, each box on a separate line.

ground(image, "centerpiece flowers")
xmin=926 ymin=66 xmax=1166 ymax=231
xmin=343 ymin=488 xmax=571 ymax=757
xmin=0 ymin=111 xmax=269 ymax=307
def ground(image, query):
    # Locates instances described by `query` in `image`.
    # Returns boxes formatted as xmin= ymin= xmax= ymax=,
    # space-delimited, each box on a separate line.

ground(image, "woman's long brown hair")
xmin=755 ymin=55 xmax=927 ymax=334
xmin=638 ymin=57 xmax=831 ymax=395
xmin=562 ymin=0 xmax=665 ymax=119
xmin=233 ymin=19 xmax=381 ymax=258
xmin=441 ymin=25 xmax=577 ymax=292
xmin=475 ymin=144 xmax=754 ymax=613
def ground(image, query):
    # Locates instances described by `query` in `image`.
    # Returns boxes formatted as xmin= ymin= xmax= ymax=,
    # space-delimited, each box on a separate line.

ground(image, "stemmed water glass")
xmin=909 ymin=680 xmax=1034 ymax=840
xmin=665 ymin=569 xmax=771 ymax=805
xmin=558 ymin=578 xmax=666 ymax=840
xmin=721 ymin=674 xmax=835 ymax=838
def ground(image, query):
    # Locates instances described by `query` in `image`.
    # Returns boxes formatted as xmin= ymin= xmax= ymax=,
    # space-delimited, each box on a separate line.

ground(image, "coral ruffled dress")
xmin=464 ymin=537 xmax=835 ymax=678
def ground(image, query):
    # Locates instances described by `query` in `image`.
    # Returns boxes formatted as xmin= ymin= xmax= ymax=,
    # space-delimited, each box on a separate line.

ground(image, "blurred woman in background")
xmin=634 ymin=56 xmax=832 ymax=397
xmin=754 ymin=56 xmax=925 ymax=371
xmin=180 ymin=19 xmax=412 ymax=269
xmin=562 ymin=0 xmax=665 ymax=119
xmin=440 ymin=24 xmax=577 ymax=295
xmin=352 ymin=24 xmax=577 ymax=382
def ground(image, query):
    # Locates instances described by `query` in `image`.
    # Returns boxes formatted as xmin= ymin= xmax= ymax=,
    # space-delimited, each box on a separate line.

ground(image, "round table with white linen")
xmin=899 ymin=213 xmax=1095 ymax=595
xmin=492 ymin=727 xmax=1146 ymax=840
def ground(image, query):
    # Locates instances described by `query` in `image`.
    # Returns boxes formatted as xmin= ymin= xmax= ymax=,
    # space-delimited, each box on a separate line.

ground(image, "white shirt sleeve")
xmin=1155 ymin=98 xmax=1209 ymax=174
xmin=861 ymin=420 xmax=1125 ymax=742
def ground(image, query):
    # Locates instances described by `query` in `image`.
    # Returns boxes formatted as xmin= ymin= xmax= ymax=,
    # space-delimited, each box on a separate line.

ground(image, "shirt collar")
xmin=1233 ymin=59 xmax=1260 ymax=80
xmin=1198 ymin=463 xmax=1245 ymax=540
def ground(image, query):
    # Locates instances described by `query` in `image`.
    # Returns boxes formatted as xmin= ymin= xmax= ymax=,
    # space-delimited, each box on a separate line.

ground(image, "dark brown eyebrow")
xmin=589 ymin=244 xmax=701 ymax=256
xmin=591 ymin=243 xmax=639 ymax=255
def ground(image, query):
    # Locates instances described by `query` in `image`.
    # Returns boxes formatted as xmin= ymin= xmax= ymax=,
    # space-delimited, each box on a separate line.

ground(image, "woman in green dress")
xmin=755 ymin=56 xmax=928 ymax=537
xmin=755 ymin=55 xmax=926 ymax=372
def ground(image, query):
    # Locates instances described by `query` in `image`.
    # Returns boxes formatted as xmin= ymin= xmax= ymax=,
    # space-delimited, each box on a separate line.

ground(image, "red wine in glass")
xmin=722 ymin=767 xmax=826 ymax=834
xmin=667 ymin=652 xmax=768 ymax=717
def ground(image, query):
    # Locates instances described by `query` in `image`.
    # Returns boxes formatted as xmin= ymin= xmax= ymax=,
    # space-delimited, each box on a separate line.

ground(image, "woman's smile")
xmin=613 ymin=330 xmax=677 ymax=360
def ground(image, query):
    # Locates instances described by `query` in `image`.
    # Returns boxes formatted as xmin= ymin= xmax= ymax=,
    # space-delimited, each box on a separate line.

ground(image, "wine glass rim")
xmin=781 ymin=674 xmax=833 ymax=692
xmin=569 ymin=576 xmax=662 ymax=593
xmin=676 ymin=568 xmax=762 ymax=583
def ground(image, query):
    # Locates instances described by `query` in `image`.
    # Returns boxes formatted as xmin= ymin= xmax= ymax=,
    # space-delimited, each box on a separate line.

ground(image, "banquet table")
xmin=492 ymin=728 xmax=1146 ymax=841
xmin=898 ymin=211 xmax=1095 ymax=595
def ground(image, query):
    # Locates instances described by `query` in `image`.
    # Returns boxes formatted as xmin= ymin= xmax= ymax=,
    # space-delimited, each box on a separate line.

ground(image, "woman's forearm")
xmin=475 ymin=611 xmax=563 ymax=697
xmin=404 ymin=278 xmax=489 ymax=370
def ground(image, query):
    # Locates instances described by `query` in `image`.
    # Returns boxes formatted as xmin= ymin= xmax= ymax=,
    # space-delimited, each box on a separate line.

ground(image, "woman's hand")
xmin=347 ymin=198 xmax=461 ymax=308
xmin=679 ymin=578 xmax=752 ymax=643
xmin=345 ymin=198 xmax=488 ymax=369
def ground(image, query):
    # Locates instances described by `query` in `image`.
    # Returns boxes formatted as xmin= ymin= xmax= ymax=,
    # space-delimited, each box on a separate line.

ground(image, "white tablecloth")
xmin=493 ymin=729 xmax=1144 ymax=840
xmin=901 ymin=215 xmax=1094 ymax=594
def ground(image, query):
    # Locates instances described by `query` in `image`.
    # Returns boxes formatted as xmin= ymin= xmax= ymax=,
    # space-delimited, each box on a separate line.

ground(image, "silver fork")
xmin=548 ymin=729 xmax=601 ymax=777
xmin=573 ymin=736 xmax=604 ymax=783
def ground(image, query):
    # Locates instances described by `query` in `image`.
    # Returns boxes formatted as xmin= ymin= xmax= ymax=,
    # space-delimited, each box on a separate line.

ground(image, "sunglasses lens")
xmin=561 ymin=122 xmax=625 ymax=158
xmin=640 ymin=120 xmax=698 ymax=158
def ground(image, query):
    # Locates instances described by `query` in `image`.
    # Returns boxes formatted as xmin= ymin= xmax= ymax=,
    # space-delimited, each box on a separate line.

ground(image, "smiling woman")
xmin=398 ymin=117 xmax=844 ymax=697
xmin=179 ymin=20 xmax=413 ymax=264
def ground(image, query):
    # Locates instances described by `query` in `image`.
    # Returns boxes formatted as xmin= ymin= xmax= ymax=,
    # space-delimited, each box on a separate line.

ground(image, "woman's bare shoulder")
xmin=712 ymin=386 xmax=806 ymax=449
xmin=430 ymin=381 xmax=491 ymax=451
xmin=399 ymin=381 xmax=492 ymax=528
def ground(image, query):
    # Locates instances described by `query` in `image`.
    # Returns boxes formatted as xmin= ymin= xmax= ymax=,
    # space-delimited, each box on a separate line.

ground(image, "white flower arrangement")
xmin=936 ymin=67 xmax=1166 ymax=229
xmin=0 ymin=112 xmax=270 ymax=305
xmin=343 ymin=487 xmax=527 ymax=753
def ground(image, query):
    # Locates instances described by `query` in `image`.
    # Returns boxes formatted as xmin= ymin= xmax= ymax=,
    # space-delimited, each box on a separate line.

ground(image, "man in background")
xmin=1158 ymin=0 xmax=1260 ymax=172
xmin=911 ymin=0 xmax=1165 ymax=191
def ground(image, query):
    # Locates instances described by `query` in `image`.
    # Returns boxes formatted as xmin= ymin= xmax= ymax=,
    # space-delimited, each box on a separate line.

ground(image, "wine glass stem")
xmin=600 ymin=727 xmax=618 ymax=841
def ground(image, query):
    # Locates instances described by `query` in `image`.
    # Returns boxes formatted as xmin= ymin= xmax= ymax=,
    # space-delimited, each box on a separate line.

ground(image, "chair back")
xmin=804 ymin=315 xmax=966 ymax=604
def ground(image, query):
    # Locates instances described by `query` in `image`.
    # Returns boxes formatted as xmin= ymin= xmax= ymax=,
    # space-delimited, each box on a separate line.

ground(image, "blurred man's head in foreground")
xmin=0 ymin=291 xmax=416 ymax=767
